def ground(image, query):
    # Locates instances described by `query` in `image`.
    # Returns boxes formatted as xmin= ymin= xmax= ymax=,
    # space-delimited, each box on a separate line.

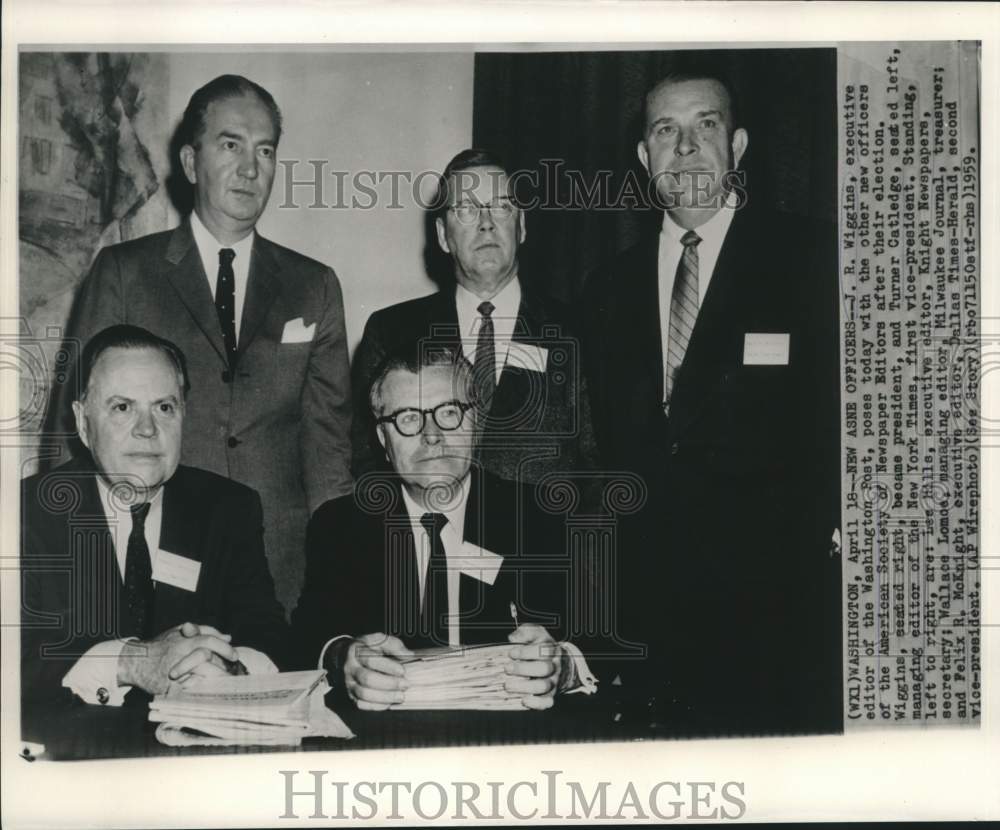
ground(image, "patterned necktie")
xmin=124 ymin=502 xmax=153 ymax=639
xmin=420 ymin=512 xmax=450 ymax=647
xmin=474 ymin=300 xmax=496 ymax=411
xmin=216 ymin=248 xmax=238 ymax=368
xmin=664 ymin=230 xmax=701 ymax=410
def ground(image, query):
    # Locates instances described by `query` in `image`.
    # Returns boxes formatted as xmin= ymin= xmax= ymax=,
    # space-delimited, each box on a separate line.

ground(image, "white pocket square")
xmin=281 ymin=317 xmax=316 ymax=344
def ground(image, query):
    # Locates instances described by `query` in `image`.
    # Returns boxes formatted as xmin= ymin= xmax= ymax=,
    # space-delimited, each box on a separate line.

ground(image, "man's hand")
xmin=116 ymin=622 xmax=241 ymax=694
xmin=506 ymin=624 xmax=565 ymax=710
xmin=343 ymin=633 xmax=413 ymax=710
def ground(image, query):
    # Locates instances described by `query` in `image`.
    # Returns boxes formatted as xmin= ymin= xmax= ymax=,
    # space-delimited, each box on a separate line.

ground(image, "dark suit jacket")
xmin=20 ymin=459 xmax=289 ymax=703
xmin=50 ymin=218 xmax=353 ymax=611
xmin=289 ymin=469 xmax=573 ymax=669
xmin=350 ymin=286 xmax=598 ymax=487
xmin=581 ymin=204 xmax=842 ymax=735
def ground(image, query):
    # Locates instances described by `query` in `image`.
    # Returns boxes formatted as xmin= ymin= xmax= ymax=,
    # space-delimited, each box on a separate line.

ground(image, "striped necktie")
xmin=663 ymin=230 xmax=701 ymax=411
xmin=474 ymin=301 xmax=496 ymax=411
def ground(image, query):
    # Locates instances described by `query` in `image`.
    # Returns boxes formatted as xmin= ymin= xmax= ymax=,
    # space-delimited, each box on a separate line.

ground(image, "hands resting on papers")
xmin=341 ymin=624 xmax=568 ymax=711
xmin=117 ymin=622 xmax=247 ymax=695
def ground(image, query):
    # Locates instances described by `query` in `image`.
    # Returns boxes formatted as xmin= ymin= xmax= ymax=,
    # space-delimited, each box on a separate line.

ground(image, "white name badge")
xmin=506 ymin=342 xmax=548 ymax=373
xmin=152 ymin=550 xmax=202 ymax=592
xmin=743 ymin=333 xmax=790 ymax=366
xmin=455 ymin=542 xmax=505 ymax=586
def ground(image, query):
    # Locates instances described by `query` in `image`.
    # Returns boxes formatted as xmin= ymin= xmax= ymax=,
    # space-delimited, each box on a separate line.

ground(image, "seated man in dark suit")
xmin=292 ymin=345 xmax=595 ymax=710
xmin=351 ymin=148 xmax=597 ymax=488
xmin=21 ymin=325 xmax=288 ymax=707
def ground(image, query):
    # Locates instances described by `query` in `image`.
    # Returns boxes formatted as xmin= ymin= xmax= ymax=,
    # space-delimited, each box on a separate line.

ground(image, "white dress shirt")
xmin=189 ymin=209 xmax=254 ymax=341
xmin=400 ymin=476 xmax=472 ymax=648
xmin=455 ymin=277 xmax=522 ymax=385
xmin=657 ymin=193 xmax=738 ymax=382
xmin=61 ymin=477 xmax=276 ymax=705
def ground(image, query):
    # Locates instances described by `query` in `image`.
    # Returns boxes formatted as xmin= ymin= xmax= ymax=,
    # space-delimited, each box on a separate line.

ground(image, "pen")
xmin=509 ymin=601 xmax=519 ymax=630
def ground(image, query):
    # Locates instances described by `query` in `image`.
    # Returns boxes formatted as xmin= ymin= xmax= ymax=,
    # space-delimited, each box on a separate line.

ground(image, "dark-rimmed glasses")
xmin=376 ymin=400 xmax=474 ymax=437
xmin=448 ymin=198 xmax=516 ymax=225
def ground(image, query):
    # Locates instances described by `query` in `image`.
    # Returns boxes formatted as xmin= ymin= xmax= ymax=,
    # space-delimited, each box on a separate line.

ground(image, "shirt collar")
xmin=660 ymin=189 xmax=738 ymax=247
xmin=189 ymin=210 xmax=254 ymax=266
xmin=455 ymin=275 xmax=522 ymax=329
xmin=400 ymin=473 xmax=471 ymax=545
xmin=95 ymin=474 xmax=164 ymax=524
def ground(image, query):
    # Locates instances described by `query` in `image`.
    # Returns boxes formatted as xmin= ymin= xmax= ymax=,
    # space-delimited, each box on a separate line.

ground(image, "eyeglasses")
xmin=376 ymin=400 xmax=474 ymax=437
xmin=448 ymin=199 xmax=516 ymax=225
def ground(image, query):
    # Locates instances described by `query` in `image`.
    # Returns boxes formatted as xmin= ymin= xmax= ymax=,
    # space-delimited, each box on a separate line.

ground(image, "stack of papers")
xmin=149 ymin=670 xmax=354 ymax=746
xmin=392 ymin=643 xmax=527 ymax=710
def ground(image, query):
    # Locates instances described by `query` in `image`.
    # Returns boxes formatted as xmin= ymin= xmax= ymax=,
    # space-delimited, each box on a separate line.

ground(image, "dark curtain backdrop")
xmin=472 ymin=48 xmax=837 ymax=304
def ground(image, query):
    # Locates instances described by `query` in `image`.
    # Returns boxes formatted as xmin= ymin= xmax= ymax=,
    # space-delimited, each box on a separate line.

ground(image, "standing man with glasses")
xmin=582 ymin=68 xmax=841 ymax=735
xmin=50 ymin=75 xmax=353 ymax=614
xmin=350 ymin=148 xmax=597 ymax=489
xmin=291 ymin=345 xmax=596 ymax=710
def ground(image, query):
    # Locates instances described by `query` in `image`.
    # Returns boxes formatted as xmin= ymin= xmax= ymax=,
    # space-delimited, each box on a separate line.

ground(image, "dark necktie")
xmin=474 ymin=300 xmax=496 ymax=411
xmin=215 ymin=248 xmax=238 ymax=368
xmin=124 ymin=502 xmax=154 ymax=639
xmin=420 ymin=512 xmax=450 ymax=647
xmin=664 ymin=230 xmax=701 ymax=411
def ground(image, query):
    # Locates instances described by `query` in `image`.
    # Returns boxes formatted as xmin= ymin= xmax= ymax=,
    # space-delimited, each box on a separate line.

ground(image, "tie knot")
xmin=420 ymin=512 xmax=448 ymax=538
xmin=681 ymin=230 xmax=701 ymax=249
xmin=219 ymin=248 xmax=236 ymax=266
xmin=478 ymin=301 xmax=495 ymax=318
xmin=130 ymin=501 xmax=151 ymax=527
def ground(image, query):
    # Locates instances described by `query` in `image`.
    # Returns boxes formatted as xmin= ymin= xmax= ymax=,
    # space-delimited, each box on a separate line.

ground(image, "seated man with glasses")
xmin=349 ymin=147 xmax=598 ymax=490
xmin=290 ymin=344 xmax=595 ymax=710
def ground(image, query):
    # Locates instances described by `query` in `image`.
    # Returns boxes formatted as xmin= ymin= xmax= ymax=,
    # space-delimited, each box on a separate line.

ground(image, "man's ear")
xmin=376 ymin=423 xmax=388 ymax=453
xmin=517 ymin=209 xmax=526 ymax=244
xmin=72 ymin=401 xmax=90 ymax=450
xmin=179 ymin=144 xmax=198 ymax=186
xmin=435 ymin=217 xmax=451 ymax=254
xmin=637 ymin=140 xmax=650 ymax=175
xmin=731 ymin=128 xmax=749 ymax=168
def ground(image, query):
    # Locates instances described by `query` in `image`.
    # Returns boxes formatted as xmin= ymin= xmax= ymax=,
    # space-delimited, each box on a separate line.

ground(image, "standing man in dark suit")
xmin=293 ymin=345 xmax=596 ymax=710
xmin=582 ymin=71 xmax=841 ymax=735
xmin=53 ymin=75 xmax=353 ymax=613
xmin=21 ymin=325 xmax=288 ymax=707
xmin=351 ymin=149 xmax=597 ymax=488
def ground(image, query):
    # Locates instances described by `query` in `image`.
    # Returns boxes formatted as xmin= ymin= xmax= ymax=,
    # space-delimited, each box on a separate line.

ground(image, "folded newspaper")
xmin=149 ymin=669 xmax=354 ymax=746
xmin=391 ymin=643 xmax=537 ymax=710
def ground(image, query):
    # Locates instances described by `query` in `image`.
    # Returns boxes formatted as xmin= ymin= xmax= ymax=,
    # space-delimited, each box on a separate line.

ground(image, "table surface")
xmin=20 ymin=691 xmax=665 ymax=762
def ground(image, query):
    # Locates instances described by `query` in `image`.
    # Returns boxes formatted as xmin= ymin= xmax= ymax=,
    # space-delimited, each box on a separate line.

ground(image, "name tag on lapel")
xmin=506 ymin=342 xmax=548 ymax=373
xmin=281 ymin=317 xmax=316 ymax=344
xmin=743 ymin=333 xmax=790 ymax=366
xmin=152 ymin=550 xmax=202 ymax=592
xmin=455 ymin=541 xmax=504 ymax=586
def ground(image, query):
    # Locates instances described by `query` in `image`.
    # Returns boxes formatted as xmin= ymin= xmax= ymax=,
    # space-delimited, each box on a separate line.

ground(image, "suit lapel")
xmin=380 ymin=481 xmax=424 ymax=643
xmin=163 ymin=219 xmax=228 ymax=366
xmin=490 ymin=288 xmax=555 ymax=428
xmin=430 ymin=291 xmax=462 ymax=347
xmin=618 ymin=237 xmax=665 ymax=403
xmin=238 ymin=235 xmax=283 ymax=357
xmin=154 ymin=469 xmax=206 ymax=627
xmin=668 ymin=209 xmax=754 ymax=432
xmin=75 ymin=465 xmax=128 ymax=639
xmin=457 ymin=470 xmax=511 ymax=644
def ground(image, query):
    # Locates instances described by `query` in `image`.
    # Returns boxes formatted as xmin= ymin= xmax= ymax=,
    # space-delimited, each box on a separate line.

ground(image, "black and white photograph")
xmin=2 ymin=1 xmax=997 ymax=826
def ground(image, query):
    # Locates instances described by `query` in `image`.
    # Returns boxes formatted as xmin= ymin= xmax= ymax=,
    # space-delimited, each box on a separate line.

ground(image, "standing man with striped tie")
xmin=582 ymin=69 xmax=841 ymax=736
xmin=351 ymin=149 xmax=597 ymax=488
xmin=51 ymin=76 xmax=353 ymax=614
